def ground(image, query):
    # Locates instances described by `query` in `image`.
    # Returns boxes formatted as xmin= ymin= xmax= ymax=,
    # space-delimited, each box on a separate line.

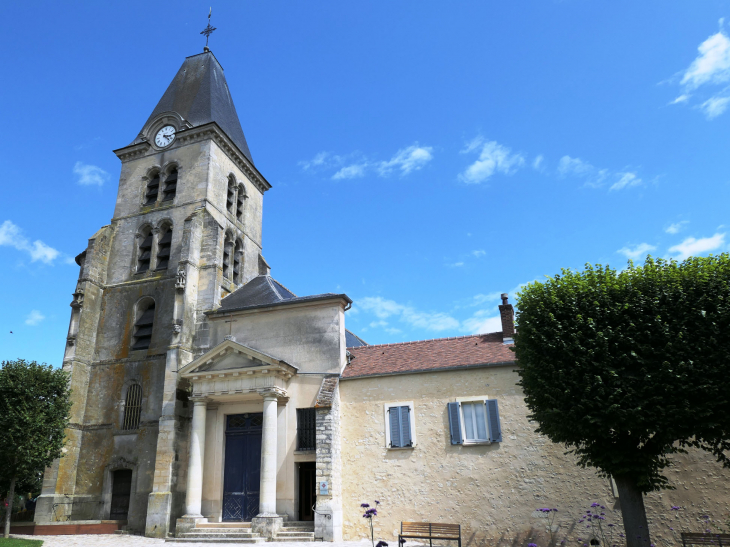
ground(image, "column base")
xmin=175 ymin=516 xmax=208 ymax=537
xmin=252 ymin=515 xmax=284 ymax=539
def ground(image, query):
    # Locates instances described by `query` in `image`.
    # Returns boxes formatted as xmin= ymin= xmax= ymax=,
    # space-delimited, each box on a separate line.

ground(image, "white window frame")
xmin=383 ymin=401 xmax=416 ymax=449
xmin=456 ymin=396 xmax=490 ymax=445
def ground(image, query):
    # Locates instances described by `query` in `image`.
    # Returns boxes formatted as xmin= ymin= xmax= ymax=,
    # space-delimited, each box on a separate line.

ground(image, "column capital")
xmin=259 ymin=387 xmax=287 ymax=402
xmin=190 ymin=396 xmax=208 ymax=405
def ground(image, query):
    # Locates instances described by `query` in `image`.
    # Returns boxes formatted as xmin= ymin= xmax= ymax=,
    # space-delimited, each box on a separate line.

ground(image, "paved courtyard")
xmin=10 ymin=535 xmax=388 ymax=547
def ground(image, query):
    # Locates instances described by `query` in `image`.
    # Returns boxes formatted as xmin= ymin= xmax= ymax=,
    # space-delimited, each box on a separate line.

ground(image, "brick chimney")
xmin=498 ymin=293 xmax=515 ymax=343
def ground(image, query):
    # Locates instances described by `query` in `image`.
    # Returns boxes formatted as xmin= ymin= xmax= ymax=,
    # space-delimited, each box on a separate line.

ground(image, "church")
xmin=34 ymin=46 xmax=730 ymax=544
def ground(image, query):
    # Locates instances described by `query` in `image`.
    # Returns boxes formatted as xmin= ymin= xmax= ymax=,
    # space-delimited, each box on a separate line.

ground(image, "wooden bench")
xmin=682 ymin=533 xmax=730 ymax=547
xmin=399 ymin=522 xmax=461 ymax=547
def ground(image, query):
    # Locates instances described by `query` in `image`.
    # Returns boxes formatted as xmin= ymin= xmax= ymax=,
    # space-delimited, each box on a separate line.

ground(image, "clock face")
xmin=155 ymin=126 xmax=176 ymax=148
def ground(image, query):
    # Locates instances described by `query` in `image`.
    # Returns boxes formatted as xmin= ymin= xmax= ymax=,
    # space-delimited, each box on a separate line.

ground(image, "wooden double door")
xmin=222 ymin=413 xmax=263 ymax=521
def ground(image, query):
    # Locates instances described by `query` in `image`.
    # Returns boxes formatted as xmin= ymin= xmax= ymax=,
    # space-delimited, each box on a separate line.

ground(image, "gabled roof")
xmin=214 ymin=275 xmax=352 ymax=314
xmin=342 ymin=332 xmax=516 ymax=379
xmin=135 ymin=50 xmax=253 ymax=163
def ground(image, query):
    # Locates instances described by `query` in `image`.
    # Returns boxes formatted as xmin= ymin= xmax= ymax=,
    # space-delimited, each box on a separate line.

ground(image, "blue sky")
xmin=3 ymin=1 xmax=730 ymax=366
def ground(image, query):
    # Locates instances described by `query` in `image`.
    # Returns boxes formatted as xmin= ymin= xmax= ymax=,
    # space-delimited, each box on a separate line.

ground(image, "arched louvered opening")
xmin=122 ymin=384 xmax=142 ymax=430
xmin=156 ymin=224 xmax=173 ymax=270
xmin=236 ymin=184 xmax=245 ymax=222
xmin=233 ymin=239 xmax=243 ymax=284
xmin=222 ymin=233 xmax=233 ymax=280
xmin=162 ymin=168 xmax=178 ymax=202
xmin=132 ymin=300 xmax=155 ymax=350
xmin=227 ymin=176 xmax=236 ymax=214
xmin=137 ymin=227 xmax=153 ymax=273
xmin=145 ymin=172 xmax=160 ymax=205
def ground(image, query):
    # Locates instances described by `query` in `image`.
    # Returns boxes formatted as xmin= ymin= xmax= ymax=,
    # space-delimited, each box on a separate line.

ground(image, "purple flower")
xmin=670 ymin=528 xmax=674 ymax=531
xmin=591 ymin=503 xmax=600 ymax=507
xmin=671 ymin=506 xmax=680 ymax=511
xmin=608 ymin=524 xmax=614 ymax=528
xmin=375 ymin=500 xmax=381 ymax=505
xmin=553 ymin=509 xmax=558 ymax=512
xmin=376 ymin=541 xmax=388 ymax=547
xmin=528 ymin=543 xmax=538 ymax=547
xmin=361 ymin=503 xmax=370 ymax=508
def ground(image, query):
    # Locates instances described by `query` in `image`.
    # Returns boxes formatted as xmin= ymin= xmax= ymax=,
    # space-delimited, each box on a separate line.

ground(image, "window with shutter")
xmin=156 ymin=225 xmax=173 ymax=270
xmin=162 ymin=168 xmax=177 ymax=201
xmin=145 ymin=173 xmax=160 ymax=205
xmin=122 ymin=384 xmax=142 ymax=430
xmin=384 ymin=403 xmax=415 ymax=448
xmin=137 ymin=228 xmax=153 ymax=272
xmin=132 ymin=301 xmax=155 ymax=350
xmin=462 ymin=401 xmax=488 ymax=442
xmin=450 ymin=398 xmax=503 ymax=444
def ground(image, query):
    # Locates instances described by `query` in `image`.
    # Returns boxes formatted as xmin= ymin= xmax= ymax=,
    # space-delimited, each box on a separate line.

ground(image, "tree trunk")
xmin=3 ymin=476 xmax=16 ymax=539
xmin=614 ymin=475 xmax=651 ymax=547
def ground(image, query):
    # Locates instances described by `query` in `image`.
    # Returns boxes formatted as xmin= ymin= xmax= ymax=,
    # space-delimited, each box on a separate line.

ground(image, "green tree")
xmin=0 ymin=360 xmax=71 ymax=538
xmin=514 ymin=256 xmax=730 ymax=547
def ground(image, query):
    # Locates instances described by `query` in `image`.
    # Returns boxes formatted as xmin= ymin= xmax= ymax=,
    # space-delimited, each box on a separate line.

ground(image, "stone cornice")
xmin=112 ymin=122 xmax=271 ymax=195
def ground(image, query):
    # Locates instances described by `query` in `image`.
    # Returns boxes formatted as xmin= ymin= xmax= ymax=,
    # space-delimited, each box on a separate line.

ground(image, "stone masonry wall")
xmin=316 ymin=384 xmax=344 ymax=541
xmin=339 ymin=366 xmax=730 ymax=547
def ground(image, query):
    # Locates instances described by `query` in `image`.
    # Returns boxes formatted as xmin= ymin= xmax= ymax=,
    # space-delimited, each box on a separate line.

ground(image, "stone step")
xmin=279 ymin=527 xmax=315 ymax=533
xmin=283 ymin=521 xmax=314 ymax=527
xmin=198 ymin=523 xmax=252 ymax=528
xmin=184 ymin=532 xmax=259 ymax=538
xmin=277 ymin=530 xmax=315 ymax=536
xmin=273 ymin=537 xmax=314 ymax=543
xmin=166 ymin=538 xmax=265 ymax=544
xmin=192 ymin=528 xmax=255 ymax=534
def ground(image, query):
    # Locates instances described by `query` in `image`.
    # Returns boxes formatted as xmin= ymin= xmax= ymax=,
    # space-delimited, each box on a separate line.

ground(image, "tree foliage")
xmin=0 ymin=360 xmax=71 ymax=535
xmin=514 ymin=256 xmax=730 ymax=545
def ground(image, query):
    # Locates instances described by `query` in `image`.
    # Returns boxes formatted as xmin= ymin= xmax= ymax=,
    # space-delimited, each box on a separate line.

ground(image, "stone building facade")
xmin=35 ymin=47 xmax=730 ymax=544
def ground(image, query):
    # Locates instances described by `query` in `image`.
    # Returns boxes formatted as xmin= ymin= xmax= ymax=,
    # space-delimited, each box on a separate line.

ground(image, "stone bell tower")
xmin=34 ymin=48 xmax=272 ymax=537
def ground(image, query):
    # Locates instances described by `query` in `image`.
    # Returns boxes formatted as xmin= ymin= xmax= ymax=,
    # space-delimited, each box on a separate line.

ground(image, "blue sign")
xmin=319 ymin=481 xmax=329 ymax=495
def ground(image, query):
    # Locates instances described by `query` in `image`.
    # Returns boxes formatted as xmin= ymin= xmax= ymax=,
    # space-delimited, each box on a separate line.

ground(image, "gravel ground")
xmin=9 ymin=535 xmax=386 ymax=547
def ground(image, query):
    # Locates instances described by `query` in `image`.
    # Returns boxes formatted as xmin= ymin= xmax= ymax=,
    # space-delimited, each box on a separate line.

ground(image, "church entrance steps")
xmin=165 ymin=538 xmax=265 ymax=543
xmin=198 ymin=523 xmax=253 ymax=528
xmin=274 ymin=521 xmax=315 ymax=542
xmin=169 ymin=521 xmax=265 ymax=543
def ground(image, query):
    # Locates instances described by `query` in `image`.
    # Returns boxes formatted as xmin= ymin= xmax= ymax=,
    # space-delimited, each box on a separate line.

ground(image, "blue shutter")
xmin=485 ymin=399 xmax=502 ymax=442
xmin=389 ymin=407 xmax=402 ymax=447
xmin=447 ymin=402 xmax=462 ymax=445
xmin=400 ymin=406 xmax=412 ymax=447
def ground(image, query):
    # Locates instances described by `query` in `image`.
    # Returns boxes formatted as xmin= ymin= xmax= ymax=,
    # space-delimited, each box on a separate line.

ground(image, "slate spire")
xmin=136 ymin=50 xmax=253 ymax=163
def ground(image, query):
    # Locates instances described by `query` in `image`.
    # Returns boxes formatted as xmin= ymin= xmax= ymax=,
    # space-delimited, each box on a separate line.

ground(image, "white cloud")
xmin=532 ymin=154 xmax=544 ymax=170
xmin=680 ymin=30 xmax=730 ymax=90
xmin=670 ymin=94 xmax=690 ymax=105
xmin=668 ymin=232 xmax=726 ymax=259
xmin=73 ymin=161 xmax=109 ymax=186
xmin=459 ymin=137 xmax=525 ymax=184
xmin=448 ymin=262 xmax=465 ymax=268
xmin=610 ymin=172 xmax=642 ymax=191
xmin=356 ymin=296 xmax=460 ymax=332
xmin=617 ymin=243 xmax=657 ymax=260
xmin=665 ymin=221 xmax=689 ymax=234
xmin=378 ymin=144 xmax=433 ymax=176
xmin=0 ymin=220 xmax=61 ymax=264
xmin=462 ymin=311 xmax=503 ymax=335
xmin=701 ymin=95 xmax=730 ymax=119
xmin=25 ymin=310 xmax=45 ymax=326
xmin=471 ymin=250 xmax=486 ymax=258
xmin=557 ymin=155 xmax=594 ymax=177
xmin=332 ymin=164 xmax=367 ymax=180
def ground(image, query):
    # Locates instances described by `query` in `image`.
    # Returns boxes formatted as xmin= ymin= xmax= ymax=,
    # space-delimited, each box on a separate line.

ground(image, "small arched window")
xmin=222 ymin=233 xmax=233 ymax=279
xmin=132 ymin=300 xmax=155 ymax=350
xmin=233 ymin=239 xmax=243 ymax=284
xmin=145 ymin=173 xmax=160 ymax=205
xmin=156 ymin=224 xmax=173 ymax=270
xmin=137 ymin=227 xmax=153 ymax=272
xmin=227 ymin=176 xmax=236 ymax=214
xmin=122 ymin=383 xmax=142 ymax=430
xmin=236 ymin=184 xmax=245 ymax=222
xmin=162 ymin=168 xmax=178 ymax=202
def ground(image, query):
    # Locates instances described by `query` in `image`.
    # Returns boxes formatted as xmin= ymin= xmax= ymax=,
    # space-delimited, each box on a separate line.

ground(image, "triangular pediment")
xmin=179 ymin=339 xmax=297 ymax=377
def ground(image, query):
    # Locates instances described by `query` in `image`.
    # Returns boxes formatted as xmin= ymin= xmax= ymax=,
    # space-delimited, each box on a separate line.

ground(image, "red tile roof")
xmin=342 ymin=332 xmax=516 ymax=379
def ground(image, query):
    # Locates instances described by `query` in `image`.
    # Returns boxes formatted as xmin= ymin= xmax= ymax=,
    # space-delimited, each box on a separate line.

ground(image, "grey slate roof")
xmin=345 ymin=330 xmax=368 ymax=347
xmin=135 ymin=51 xmax=253 ymax=163
xmin=215 ymin=275 xmax=352 ymax=313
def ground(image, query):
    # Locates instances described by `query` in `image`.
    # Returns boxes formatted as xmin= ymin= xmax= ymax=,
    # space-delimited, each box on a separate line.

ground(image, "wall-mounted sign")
xmin=319 ymin=481 xmax=329 ymax=495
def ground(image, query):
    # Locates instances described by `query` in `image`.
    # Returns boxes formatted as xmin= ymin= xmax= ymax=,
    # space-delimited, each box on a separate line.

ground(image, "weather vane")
xmin=201 ymin=7 xmax=217 ymax=49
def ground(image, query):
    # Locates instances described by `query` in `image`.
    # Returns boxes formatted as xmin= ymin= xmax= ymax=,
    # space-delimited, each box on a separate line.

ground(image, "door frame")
xmin=221 ymin=413 xmax=263 ymax=521
xmin=101 ymin=457 xmax=138 ymax=521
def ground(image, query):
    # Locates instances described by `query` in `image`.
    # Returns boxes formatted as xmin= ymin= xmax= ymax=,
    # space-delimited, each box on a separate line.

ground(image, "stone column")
xmin=259 ymin=391 xmax=278 ymax=516
xmin=184 ymin=397 xmax=208 ymax=517
xmin=252 ymin=389 xmax=284 ymax=539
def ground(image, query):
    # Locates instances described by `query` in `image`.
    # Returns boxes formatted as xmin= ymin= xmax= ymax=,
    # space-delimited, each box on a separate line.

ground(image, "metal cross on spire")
xmin=200 ymin=7 xmax=217 ymax=49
